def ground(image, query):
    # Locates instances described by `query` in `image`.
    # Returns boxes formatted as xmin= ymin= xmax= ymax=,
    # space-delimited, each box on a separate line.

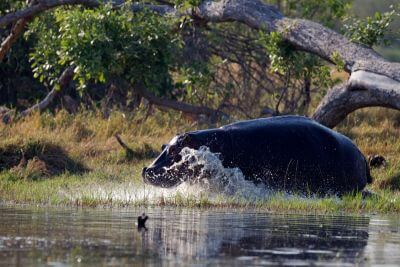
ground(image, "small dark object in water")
xmin=138 ymin=213 xmax=148 ymax=228
xmin=368 ymin=154 xmax=386 ymax=168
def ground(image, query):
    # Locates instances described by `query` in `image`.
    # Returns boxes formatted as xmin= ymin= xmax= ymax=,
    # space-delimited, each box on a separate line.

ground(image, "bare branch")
xmin=0 ymin=0 xmax=99 ymax=28
xmin=0 ymin=0 xmax=37 ymax=61
xmin=0 ymin=19 xmax=29 ymax=61
xmin=133 ymin=82 xmax=222 ymax=118
xmin=21 ymin=67 xmax=74 ymax=116
xmin=313 ymin=72 xmax=400 ymax=128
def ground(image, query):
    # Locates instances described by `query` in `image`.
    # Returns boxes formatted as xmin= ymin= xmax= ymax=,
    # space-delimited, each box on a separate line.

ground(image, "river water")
xmin=0 ymin=205 xmax=399 ymax=266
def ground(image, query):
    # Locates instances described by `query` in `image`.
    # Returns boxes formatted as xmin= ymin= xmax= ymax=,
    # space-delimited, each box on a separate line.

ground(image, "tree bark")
xmin=313 ymin=71 xmax=400 ymax=128
xmin=0 ymin=0 xmax=37 ymax=61
xmin=0 ymin=19 xmax=29 ymax=61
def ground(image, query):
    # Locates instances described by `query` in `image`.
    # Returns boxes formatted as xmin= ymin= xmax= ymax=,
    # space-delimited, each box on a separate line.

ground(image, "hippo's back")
xmin=221 ymin=116 xmax=369 ymax=194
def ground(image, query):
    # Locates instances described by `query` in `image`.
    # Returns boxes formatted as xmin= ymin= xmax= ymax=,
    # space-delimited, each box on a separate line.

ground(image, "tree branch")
xmin=133 ymin=82 xmax=222 ymax=118
xmin=313 ymin=72 xmax=400 ymax=127
xmin=192 ymin=0 xmax=400 ymax=127
xmin=0 ymin=0 xmax=99 ymax=28
xmin=21 ymin=67 xmax=74 ymax=116
xmin=0 ymin=0 xmax=37 ymax=61
xmin=0 ymin=0 xmax=178 ymax=28
xmin=195 ymin=1 xmax=381 ymax=68
xmin=0 ymin=19 xmax=29 ymax=61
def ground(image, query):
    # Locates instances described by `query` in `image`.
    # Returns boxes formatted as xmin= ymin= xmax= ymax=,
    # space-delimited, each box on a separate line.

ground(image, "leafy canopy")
xmin=27 ymin=3 xmax=182 ymax=95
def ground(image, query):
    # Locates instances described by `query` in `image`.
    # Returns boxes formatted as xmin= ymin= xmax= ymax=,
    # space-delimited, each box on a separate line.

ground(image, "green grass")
xmin=1 ymin=174 xmax=399 ymax=213
xmin=1 ymin=108 xmax=400 ymax=213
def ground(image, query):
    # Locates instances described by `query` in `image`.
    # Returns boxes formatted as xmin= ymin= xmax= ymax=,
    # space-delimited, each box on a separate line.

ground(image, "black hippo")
xmin=142 ymin=116 xmax=372 ymax=195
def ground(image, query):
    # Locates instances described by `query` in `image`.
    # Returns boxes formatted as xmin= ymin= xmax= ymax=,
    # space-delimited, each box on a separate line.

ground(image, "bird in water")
xmin=137 ymin=213 xmax=148 ymax=229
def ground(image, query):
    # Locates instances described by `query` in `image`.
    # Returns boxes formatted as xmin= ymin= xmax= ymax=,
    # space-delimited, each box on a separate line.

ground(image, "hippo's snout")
xmin=142 ymin=167 xmax=156 ymax=185
xmin=141 ymin=164 xmax=183 ymax=188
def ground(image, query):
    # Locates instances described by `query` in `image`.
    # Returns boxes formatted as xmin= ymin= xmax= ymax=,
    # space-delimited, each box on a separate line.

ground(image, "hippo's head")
xmin=142 ymin=129 xmax=228 ymax=188
xmin=142 ymin=133 xmax=201 ymax=188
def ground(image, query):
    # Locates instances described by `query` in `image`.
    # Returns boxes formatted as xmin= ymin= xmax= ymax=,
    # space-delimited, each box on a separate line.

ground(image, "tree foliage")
xmin=27 ymin=3 xmax=181 ymax=95
xmin=343 ymin=4 xmax=399 ymax=47
xmin=0 ymin=0 xmax=399 ymax=119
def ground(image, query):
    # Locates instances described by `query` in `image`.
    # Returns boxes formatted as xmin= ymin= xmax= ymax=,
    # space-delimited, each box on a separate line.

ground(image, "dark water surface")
xmin=0 ymin=205 xmax=399 ymax=266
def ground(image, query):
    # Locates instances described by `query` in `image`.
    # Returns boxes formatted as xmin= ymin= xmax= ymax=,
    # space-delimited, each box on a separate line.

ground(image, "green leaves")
xmin=258 ymin=30 xmax=335 ymax=102
xmin=174 ymin=0 xmax=202 ymax=9
xmin=343 ymin=5 xmax=399 ymax=47
xmin=280 ymin=0 xmax=352 ymax=27
xmin=331 ymin=51 xmax=345 ymax=72
xmin=259 ymin=31 xmax=289 ymax=74
xmin=27 ymin=3 xmax=180 ymax=94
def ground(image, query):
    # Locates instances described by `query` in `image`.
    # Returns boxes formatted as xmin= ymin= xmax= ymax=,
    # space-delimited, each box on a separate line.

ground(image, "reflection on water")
xmin=0 ymin=205 xmax=399 ymax=266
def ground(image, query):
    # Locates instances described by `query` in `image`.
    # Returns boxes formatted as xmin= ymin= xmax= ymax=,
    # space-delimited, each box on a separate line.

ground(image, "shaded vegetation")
xmin=0 ymin=140 xmax=87 ymax=176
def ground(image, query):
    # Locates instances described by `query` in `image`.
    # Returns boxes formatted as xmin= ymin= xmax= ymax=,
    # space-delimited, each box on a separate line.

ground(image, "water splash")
xmin=172 ymin=146 xmax=271 ymax=199
xmin=60 ymin=146 xmax=272 ymax=205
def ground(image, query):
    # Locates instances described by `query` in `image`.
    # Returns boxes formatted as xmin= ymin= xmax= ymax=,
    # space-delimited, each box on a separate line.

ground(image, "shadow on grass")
xmin=0 ymin=140 xmax=88 ymax=178
xmin=378 ymin=173 xmax=400 ymax=191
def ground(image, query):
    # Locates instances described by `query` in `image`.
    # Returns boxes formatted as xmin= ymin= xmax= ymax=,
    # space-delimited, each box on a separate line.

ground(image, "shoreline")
xmin=1 ymin=177 xmax=399 ymax=214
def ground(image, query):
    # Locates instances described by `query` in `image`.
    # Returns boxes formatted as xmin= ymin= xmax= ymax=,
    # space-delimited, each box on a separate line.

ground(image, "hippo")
xmin=142 ymin=116 xmax=372 ymax=195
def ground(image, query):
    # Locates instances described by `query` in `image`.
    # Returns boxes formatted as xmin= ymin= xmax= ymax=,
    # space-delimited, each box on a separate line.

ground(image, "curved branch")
xmin=313 ymin=72 xmax=400 ymax=128
xmin=133 ymin=82 xmax=221 ymax=118
xmin=21 ymin=67 xmax=74 ymax=116
xmin=193 ymin=0 xmax=400 ymax=127
xmin=0 ymin=0 xmax=177 ymax=28
xmin=194 ymin=0 xmax=384 ymax=71
xmin=0 ymin=18 xmax=29 ymax=61
xmin=0 ymin=0 xmax=37 ymax=61
xmin=0 ymin=0 xmax=99 ymax=28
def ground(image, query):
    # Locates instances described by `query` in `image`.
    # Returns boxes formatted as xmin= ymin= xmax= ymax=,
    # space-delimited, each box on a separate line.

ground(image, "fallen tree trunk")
xmin=313 ymin=71 xmax=400 ymax=127
xmin=2 ymin=0 xmax=400 ymax=127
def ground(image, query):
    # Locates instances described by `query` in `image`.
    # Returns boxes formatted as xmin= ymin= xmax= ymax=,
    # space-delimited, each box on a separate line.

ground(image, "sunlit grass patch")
xmin=1 ymin=172 xmax=400 ymax=213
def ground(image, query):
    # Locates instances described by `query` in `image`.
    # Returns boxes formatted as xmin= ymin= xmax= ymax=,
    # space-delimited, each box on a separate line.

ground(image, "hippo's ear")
xmin=181 ymin=133 xmax=192 ymax=143
xmin=161 ymin=144 xmax=167 ymax=151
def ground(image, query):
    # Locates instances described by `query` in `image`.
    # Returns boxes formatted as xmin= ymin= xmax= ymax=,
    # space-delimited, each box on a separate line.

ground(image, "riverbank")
xmin=1 ymin=108 xmax=400 ymax=213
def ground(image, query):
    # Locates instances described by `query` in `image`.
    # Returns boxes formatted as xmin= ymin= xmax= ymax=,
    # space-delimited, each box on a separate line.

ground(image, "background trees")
xmin=0 ymin=0 xmax=399 ymax=126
